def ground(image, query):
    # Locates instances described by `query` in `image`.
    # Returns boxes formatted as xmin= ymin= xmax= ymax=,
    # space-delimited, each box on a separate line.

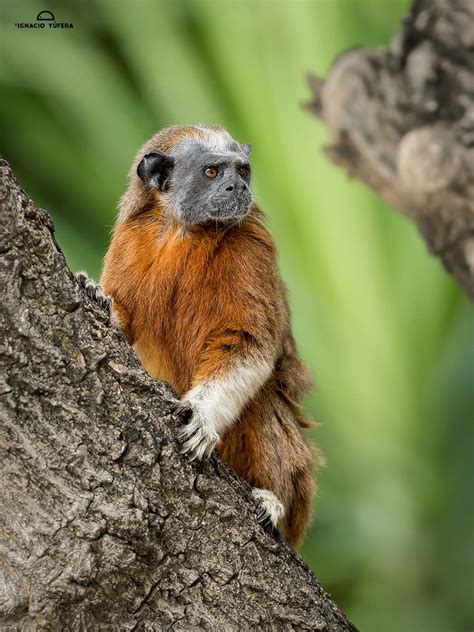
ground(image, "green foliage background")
xmin=1 ymin=1 xmax=472 ymax=629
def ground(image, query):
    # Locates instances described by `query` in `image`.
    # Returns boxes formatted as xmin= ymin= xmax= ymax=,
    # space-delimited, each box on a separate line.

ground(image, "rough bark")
xmin=0 ymin=159 xmax=355 ymax=631
xmin=306 ymin=0 xmax=474 ymax=299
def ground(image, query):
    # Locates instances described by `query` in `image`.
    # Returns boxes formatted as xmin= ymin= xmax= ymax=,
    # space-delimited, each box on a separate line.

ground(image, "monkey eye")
xmin=205 ymin=167 xmax=219 ymax=179
xmin=237 ymin=164 xmax=249 ymax=177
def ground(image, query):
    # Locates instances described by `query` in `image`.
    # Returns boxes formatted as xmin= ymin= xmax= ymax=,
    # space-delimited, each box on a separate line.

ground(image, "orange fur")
xmin=101 ymin=126 xmax=321 ymax=546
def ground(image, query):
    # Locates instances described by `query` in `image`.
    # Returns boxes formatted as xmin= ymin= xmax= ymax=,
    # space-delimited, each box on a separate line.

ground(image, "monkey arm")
xmin=178 ymin=329 xmax=275 ymax=461
xmin=110 ymin=301 xmax=133 ymax=343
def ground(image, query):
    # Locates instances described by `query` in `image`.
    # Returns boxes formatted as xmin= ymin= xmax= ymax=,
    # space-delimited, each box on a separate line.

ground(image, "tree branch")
xmin=306 ymin=0 xmax=474 ymax=299
xmin=0 ymin=159 xmax=355 ymax=630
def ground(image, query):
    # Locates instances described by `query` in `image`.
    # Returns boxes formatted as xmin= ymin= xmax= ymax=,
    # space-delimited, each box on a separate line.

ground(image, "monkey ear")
xmin=137 ymin=150 xmax=175 ymax=191
xmin=241 ymin=143 xmax=252 ymax=156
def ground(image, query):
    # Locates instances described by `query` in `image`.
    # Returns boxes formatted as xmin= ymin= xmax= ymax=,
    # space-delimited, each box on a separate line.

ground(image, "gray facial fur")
xmin=165 ymin=140 xmax=252 ymax=225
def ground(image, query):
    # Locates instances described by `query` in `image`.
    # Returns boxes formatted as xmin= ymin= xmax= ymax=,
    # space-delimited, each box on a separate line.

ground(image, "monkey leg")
xmin=219 ymin=389 xmax=315 ymax=547
xmin=281 ymin=467 xmax=315 ymax=547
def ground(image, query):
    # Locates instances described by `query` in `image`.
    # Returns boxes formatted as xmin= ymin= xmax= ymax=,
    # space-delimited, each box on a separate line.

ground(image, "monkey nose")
xmin=225 ymin=184 xmax=234 ymax=191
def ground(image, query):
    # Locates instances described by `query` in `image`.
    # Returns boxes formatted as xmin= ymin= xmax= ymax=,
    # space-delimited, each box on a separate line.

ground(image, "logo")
xmin=37 ymin=10 xmax=55 ymax=21
xmin=15 ymin=10 xmax=74 ymax=29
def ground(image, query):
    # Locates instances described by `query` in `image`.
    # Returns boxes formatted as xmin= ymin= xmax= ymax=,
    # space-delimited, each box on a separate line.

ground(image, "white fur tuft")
xmin=252 ymin=488 xmax=285 ymax=527
xmin=183 ymin=359 xmax=272 ymax=434
xmin=179 ymin=358 xmax=273 ymax=460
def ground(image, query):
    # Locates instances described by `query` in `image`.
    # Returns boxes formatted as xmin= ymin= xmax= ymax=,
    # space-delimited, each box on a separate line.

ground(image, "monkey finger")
xmin=202 ymin=439 xmax=216 ymax=460
xmin=76 ymin=271 xmax=112 ymax=314
xmin=180 ymin=434 xmax=204 ymax=458
xmin=181 ymin=431 xmax=217 ymax=461
xmin=75 ymin=272 xmax=88 ymax=288
xmin=177 ymin=422 xmax=199 ymax=442
xmin=187 ymin=435 xmax=209 ymax=461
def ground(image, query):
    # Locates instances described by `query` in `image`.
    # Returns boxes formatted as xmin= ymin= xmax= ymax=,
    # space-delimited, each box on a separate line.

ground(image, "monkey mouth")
xmin=206 ymin=210 xmax=250 ymax=226
xmin=178 ymin=196 xmax=251 ymax=226
xmin=207 ymin=198 xmax=252 ymax=222
xmin=209 ymin=207 xmax=250 ymax=221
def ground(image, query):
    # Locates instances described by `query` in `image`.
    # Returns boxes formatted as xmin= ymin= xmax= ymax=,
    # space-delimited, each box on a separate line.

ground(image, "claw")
xmin=256 ymin=504 xmax=271 ymax=527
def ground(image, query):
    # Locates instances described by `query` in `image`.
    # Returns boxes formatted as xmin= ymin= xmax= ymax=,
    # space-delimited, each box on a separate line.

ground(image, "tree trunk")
xmin=306 ymin=0 xmax=474 ymax=300
xmin=0 ymin=159 xmax=355 ymax=630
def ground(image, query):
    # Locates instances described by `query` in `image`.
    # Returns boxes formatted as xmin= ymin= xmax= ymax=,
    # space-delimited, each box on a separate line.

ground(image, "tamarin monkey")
xmin=82 ymin=124 xmax=320 ymax=547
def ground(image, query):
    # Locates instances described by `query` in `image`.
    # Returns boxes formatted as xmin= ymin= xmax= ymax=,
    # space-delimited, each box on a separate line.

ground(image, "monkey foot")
xmin=252 ymin=488 xmax=285 ymax=529
xmin=76 ymin=271 xmax=112 ymax=312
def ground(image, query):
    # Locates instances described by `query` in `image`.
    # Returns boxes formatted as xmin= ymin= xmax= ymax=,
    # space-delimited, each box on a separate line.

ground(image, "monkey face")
xmin=137 ymin=135 xmax=253 ymax=226
xmin=170 ymin=142 xmax=253 ymax=225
